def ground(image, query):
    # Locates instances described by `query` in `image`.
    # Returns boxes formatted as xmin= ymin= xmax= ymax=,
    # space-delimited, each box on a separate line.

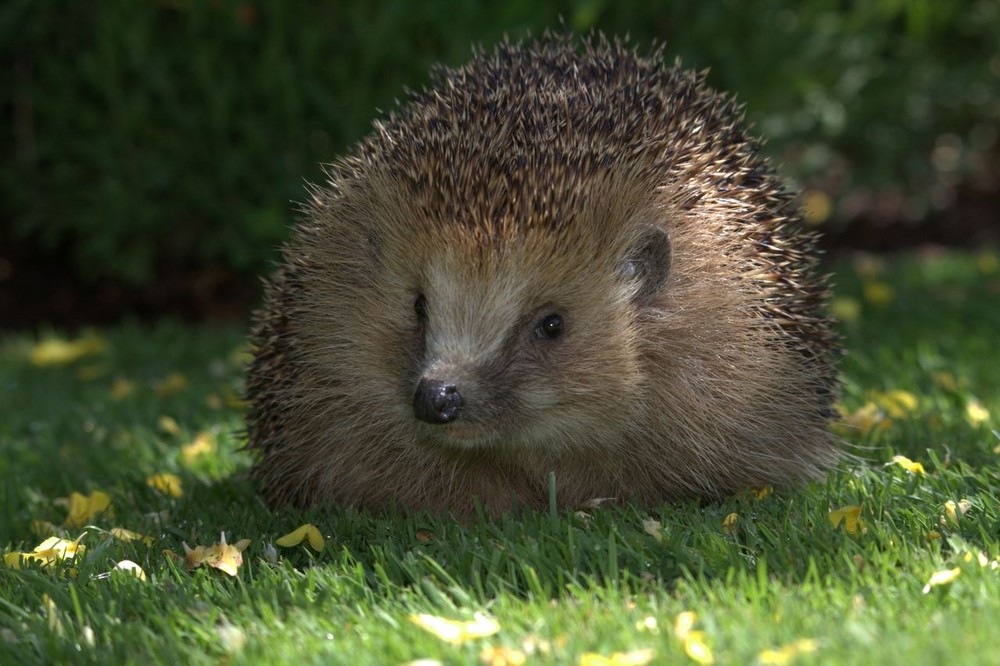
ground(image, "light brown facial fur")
xmin=245 ymin=35 xmax=841 ymax=517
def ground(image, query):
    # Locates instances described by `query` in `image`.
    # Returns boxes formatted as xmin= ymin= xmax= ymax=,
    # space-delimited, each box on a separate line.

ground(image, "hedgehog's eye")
xmin=414 ymin=294 xmax=428 ymax=323
xmin=534 ymin=313 xmax=563 ymax=340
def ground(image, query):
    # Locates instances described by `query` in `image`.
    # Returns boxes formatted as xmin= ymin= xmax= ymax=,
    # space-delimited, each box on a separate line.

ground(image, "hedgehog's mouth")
xmin=420 ymin=422 xmax=504 ymax=450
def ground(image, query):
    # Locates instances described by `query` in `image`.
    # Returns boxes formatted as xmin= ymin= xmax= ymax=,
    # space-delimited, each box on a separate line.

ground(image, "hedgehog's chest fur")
xmin=244 ymin=35 xmax=840 ymax=517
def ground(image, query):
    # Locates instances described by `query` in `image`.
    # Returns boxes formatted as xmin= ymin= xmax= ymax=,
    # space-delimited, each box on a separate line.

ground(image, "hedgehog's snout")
xmin=413 ymin=377 xmax=464 ymax=424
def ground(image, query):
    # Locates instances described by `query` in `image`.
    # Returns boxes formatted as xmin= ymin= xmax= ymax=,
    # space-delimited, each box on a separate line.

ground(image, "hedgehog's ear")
xmin=619 ymin=227 xmax=670 ymax=305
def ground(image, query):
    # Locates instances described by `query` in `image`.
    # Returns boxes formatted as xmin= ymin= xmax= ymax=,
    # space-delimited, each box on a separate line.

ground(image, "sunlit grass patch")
xmin=1 ymin=252 xmax=998 ymax=663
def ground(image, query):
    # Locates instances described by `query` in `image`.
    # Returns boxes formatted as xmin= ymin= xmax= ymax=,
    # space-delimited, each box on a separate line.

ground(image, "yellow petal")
xmin=889 ymin=455 xmax=926 ymax=476
xmin=5 ymin=536 xmax=87 ymax=569
xmin=722 ymin=513 xmax=738 ymax=533
xmin=109 ymin=527 xmax=154 ymax=546
xmin=751 ymin=486 xmax=773 ymax=499
xmin=829 ymin=297 xmax=861 ymax=324
xmin=922 ymin=567 xmax=961 ymax=593
xmin=635 ymin=616 xmax=658 ymax=632
xmin=153 ymin=372 xmax=188 ymax=397
xmin=4 ymin=551 xmax=27 ymax=568
xmin=62 ymin=490 xmax=112 ymax=528
xmin=837 ymin=401 xmax=890 ymax=437
xmin=158 ymin=415 xmax=181 ymax=436
xmin=147 ymin=473 xmax=183 ymax=498
xmin=965 ymin=400 xmax=990 ymax=426
xmin=180 ymin=541 xmax=208 ymax=569
xmin=276 ymin=523 xmax=325 ymax=551
xmin=183 ymin=533 xmax=250 ymax=576
xmin=683 ymin=631 xmax=714 ymax=665
xmin=673 ymin=611 xmax=697 ymax=640
xmin=30 ymin=333 xmax=106 ymax=366
xmin=181 ymin=431 xmax=216 ymax=464
xmin=111 ymin=377 xmax=136 ymax=401
xmin=408 ymin=613 xmax=499 ymax=644
xmin=828 ymin=505 xmax=865 ymax=536
xmin=942 ymin=499 xmax=972 ymax=525
xmin=480 ymin=646 xmax=527 ymax=666
xmin=758 ymin=639 xmax=818 ymax=665
xmin=931 ymin=371 xmax=960 ymax=391
xmin=962 ymin=551 xmax=993 ymax=568
xmin=579 ymin=649 xmax=655 ymax=666
xmin=870 ymin=390 xmax=918 ymax=418
xmin=977 ymin=252 xmax=999 ymax=274
xmin=863 ymin=281 xmax=894 ymax=308
xmin=802 ymin=190 xmax=831 ymax=225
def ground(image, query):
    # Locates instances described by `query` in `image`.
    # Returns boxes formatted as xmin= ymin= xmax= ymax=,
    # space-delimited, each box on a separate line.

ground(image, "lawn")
xmin=1 ymin=250 xmax=998 ymax=665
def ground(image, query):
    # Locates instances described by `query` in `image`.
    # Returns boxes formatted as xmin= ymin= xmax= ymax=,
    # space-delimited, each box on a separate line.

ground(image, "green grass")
xmin=2 ymin=250 xmax=999 ymax=665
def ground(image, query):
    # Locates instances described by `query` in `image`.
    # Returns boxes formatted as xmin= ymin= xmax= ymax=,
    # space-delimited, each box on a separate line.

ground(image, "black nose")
xmin=413 ymin=378 xmax=463 ymax=424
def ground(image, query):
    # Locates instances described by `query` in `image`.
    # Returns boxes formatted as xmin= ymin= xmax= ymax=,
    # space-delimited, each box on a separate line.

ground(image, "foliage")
xmin=1 ymin=1 xmax=998 ymax=280
xmin=0 ymin=251 xmax=997 ymax=663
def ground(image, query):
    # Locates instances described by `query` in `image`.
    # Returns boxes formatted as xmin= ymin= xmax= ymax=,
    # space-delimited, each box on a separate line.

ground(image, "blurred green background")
xmin=2 ymin=0 xmax=998 ymax=327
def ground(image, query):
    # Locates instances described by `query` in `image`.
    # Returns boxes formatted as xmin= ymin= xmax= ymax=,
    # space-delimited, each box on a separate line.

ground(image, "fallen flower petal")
xmin=158 ymin=415 xmax=181 ymax=436
xmin=837 ymin=402 xmax=890 ymax=437
xmin=829 ymin=297 xmax=860 ymax=324
xmin=480 ymin=645 xmax=527 ymax=666
xmin=60 ymin=491 xmax=112 ymax=528
xmin=4 ymin=536 xmax=85 ymax=569
xmin=722 ymin=513 xmax=738 ymax=533
xmin=889 ymin=455 xmax=926 ymax=476
xmin=758 ymin=638 xmax=818 ymax=665
xmin=962 ymin=551 xmax=997 ymax=568
xmin=965 ymin=399 xmax=990 ymax=426
xmin=109 ymin=527 xmax=154 ymax=546
xmin=111 ymin=377 xmax=136 ymax=401
xmin=147 ymin=474 xmax=183 ymax=498
xmin=179 ymin=532 xmax=250 ymax=576
xmin=673 ymin=611 xmax=697 ymax=640
xmin=828 ymin=505 xmax=865 ymax=536
xmin=409 ymin=613 xmax=500 ymax=644
xmin=942 ymin=499 xmax=972 ymax=525
xmin=642 ymin=518 xmax=664 ymax=542
xmin=862 ymin=281 xmax=894 ymax=308
xmin=683 ymin=631 xmax=713 ymax=665
xmin=114 ymin=560 xmax=147 ymax=581
xmin=205 ymin=533 xmax=250 ymax=576
xmin=29 ymin=333 xmax=106 ymax=366
xmin=276 ymin=523 xmax=325 ymax=551
xmin=635 ymin=616 xmax=658 ymax=632
xmin=153 ymin=372 xmax=188 ymax=397
xmin=870 ymin=389 xmax=917 ymax=417
xmin=181 ymin=432 xmax=216 ymax=464
xmin=922 ymin=567 xmax=961 ymax=593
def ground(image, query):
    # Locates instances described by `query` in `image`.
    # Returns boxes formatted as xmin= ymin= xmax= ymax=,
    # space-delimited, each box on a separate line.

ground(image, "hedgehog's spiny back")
xmin=354 ymin=37 xmax=740 ymax=232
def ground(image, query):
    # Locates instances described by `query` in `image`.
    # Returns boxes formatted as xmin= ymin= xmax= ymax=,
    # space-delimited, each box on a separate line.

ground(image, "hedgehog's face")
xmin=384 ymin=215 xmax=672 ymax=455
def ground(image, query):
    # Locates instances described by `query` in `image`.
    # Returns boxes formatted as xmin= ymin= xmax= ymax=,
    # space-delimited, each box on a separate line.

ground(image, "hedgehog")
xmin=245 ymin=34 xmax=841 ymax=517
